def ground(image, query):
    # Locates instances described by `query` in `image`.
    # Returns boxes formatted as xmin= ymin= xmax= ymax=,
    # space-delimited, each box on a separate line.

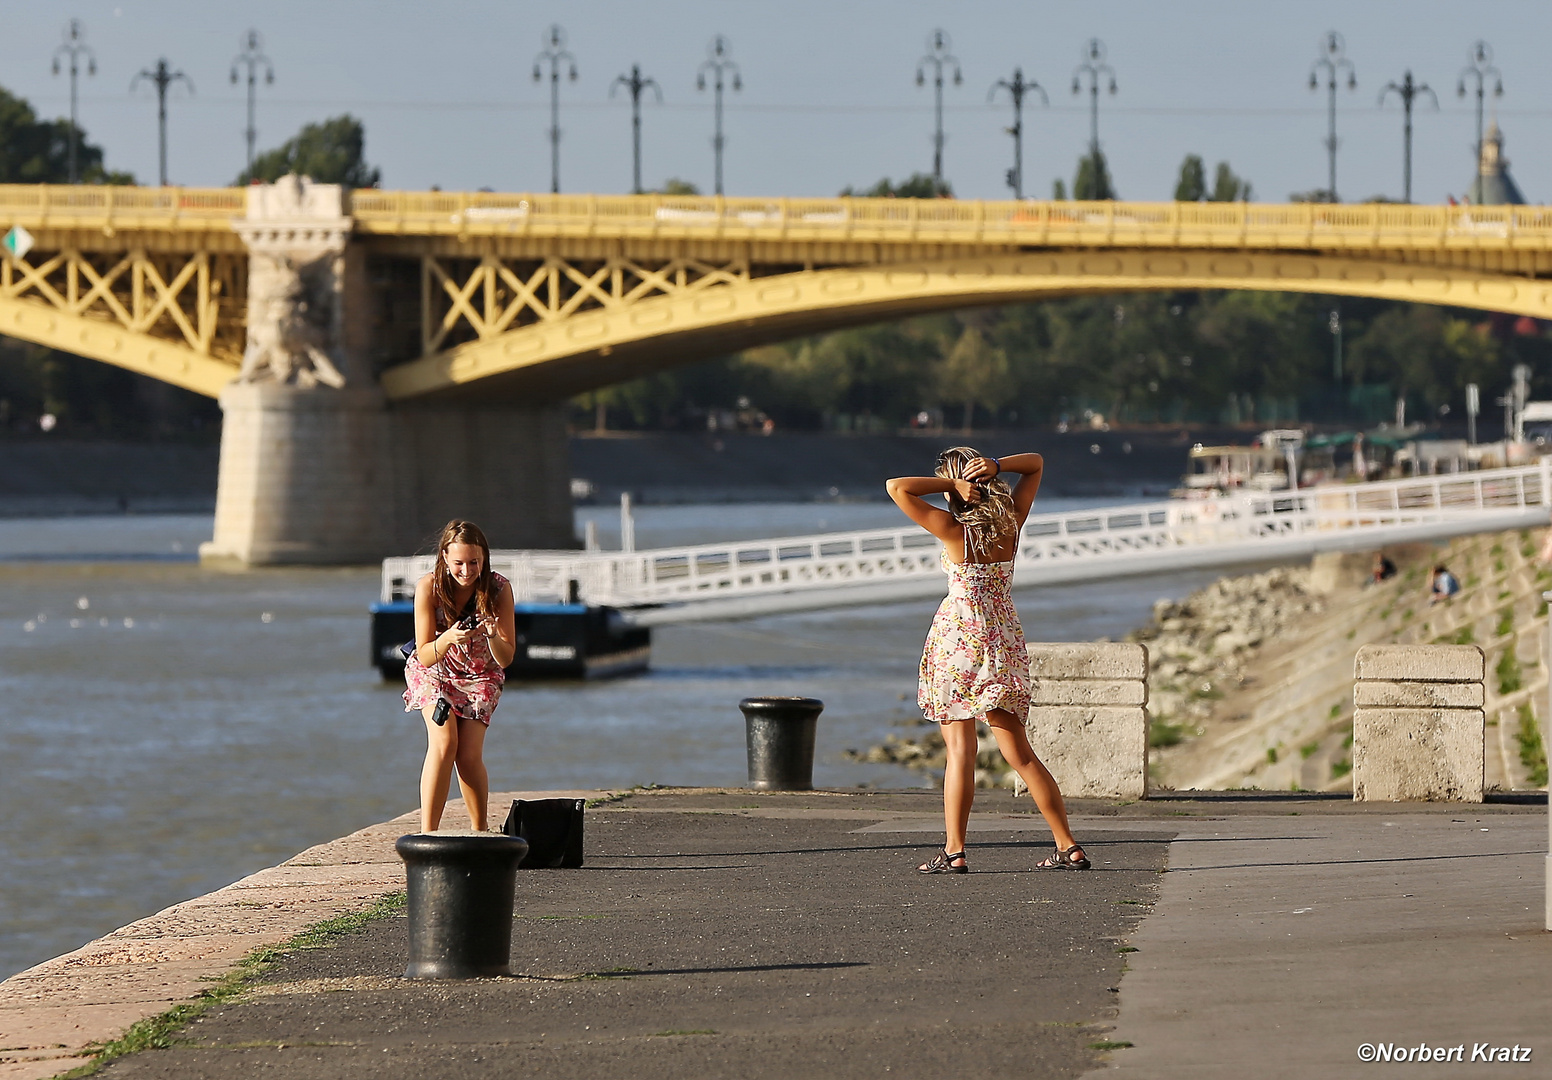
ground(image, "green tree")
xmin=938 ymin=326 xmax=1011 ymax=431
xmin=841 ymin=172 xmax=952 ymax=198
xmin=657 ymin=178 xmax=700 ymax=195
xmin=1052 ymin=178 xmax=1067 ymax=200
xmin=0 ymin=85 xmax=132 ymax=183
xmin=1174 ymin=154 xmax=1206 ymax=201
xmin=1210 ymin=162 xmax=1252 ymax=202
xmin=1175 ymin=155 xmax=1251 ymax=202
xmin=237 ymin=115 xmax=380 ymax=187
xmin=1073 ymin=150 xmax=1116 ymax=200
xmin=1346 ymin=306 xmax=1502 ymax=414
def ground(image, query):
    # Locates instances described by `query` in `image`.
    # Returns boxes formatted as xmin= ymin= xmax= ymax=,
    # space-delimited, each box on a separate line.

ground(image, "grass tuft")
xmin=1516 ymin=704 xmax=1548 ymax=787
xmin=1090 ymin=1040 xmax=1134 ymax=1051
xmin=1496 ymin=650 xmax=1523 ymax=696
xmin=1148 ymin=717 xmax=1187 ymax=748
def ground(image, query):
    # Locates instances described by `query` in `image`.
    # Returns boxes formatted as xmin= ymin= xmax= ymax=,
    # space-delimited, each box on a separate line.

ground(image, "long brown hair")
xmin=430 ymin=519 xmax=497 ymax=625
xmin=935 ymin=446 xmax=1018 ymax=557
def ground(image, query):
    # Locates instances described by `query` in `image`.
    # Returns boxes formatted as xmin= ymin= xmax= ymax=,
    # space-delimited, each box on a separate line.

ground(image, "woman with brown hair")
xmin=402 ymin=520 xmax=517 ymax=832
xmin=886 ymin=448 xmax=1088 ymax=874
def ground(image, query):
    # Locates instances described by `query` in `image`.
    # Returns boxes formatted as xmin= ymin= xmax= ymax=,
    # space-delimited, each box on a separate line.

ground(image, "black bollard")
xmin=396 ymin=833 xmax=529 ymax=979
xmin=740 ymin=696 xmax=824 ymax=790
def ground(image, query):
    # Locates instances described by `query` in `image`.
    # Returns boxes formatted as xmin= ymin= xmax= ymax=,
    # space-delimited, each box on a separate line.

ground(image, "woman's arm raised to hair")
xmin=886 ymin=476 xmax=970 ymax=543
xmin=1000 ymin=453 xmax=1044 ymax=522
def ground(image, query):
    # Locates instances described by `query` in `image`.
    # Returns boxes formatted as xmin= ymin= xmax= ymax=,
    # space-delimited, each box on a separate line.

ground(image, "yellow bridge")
xmin=4 ymin=184 xmax=1551 ymax=402
xmin=5 ymin=180 xmax=1550 ymax=565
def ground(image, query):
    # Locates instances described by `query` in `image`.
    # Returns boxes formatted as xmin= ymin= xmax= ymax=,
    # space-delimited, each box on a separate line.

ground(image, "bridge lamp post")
xmin=989 ymin=67 xmax=1047 ymax=199
xmin=131 ymin=59 xmax=194 ymax=188
xmin=51 ymin=19 xmax=96 ymax=185
xmin=1457 ymin=41 xmax=1503 ymax=167
xmin=916 ymin=30 xmax=961 ymax=188
xmin=1328 ymin=308 xmax=1343 ymax=384
xmin=533 ymin=25 xmax=578 ymax=195
xmin=230 ymin=30 xmax=275 ymax=176
xmin=1379 ymin=71 xmax=1437 ymax=204
xmin=1071 ymin=39 xmax=1117 ymax=166
xmin=697 ymin=35 xmax=741 ymax=197
xmin=611 ymin=64 xmax=662 ymax=195
xmin=1308 ymin=32 xmax=1356 ymax=202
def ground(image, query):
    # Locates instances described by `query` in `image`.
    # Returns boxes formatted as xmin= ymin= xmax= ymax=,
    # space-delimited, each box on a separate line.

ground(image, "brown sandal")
xmin=917 ymin=849 xmax=968 ymax=874
xmin=1036 ymin=845 xmax=1091 ymax=870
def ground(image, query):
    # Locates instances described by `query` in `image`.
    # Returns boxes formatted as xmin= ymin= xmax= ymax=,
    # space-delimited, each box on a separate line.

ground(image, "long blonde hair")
xmin=935 ymin=446 xmax=1018 ymax=558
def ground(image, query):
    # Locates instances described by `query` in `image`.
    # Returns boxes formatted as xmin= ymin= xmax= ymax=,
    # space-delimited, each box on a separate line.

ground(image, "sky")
xmin=0 ymin=0 xmax=1547 ymax=203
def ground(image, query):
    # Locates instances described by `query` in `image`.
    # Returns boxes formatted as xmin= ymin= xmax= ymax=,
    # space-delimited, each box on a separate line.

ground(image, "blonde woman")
xmin=886 ymin=448 xmax=1088 ymax=874
xmin=403 ymin=520 xmax=517 ymax=832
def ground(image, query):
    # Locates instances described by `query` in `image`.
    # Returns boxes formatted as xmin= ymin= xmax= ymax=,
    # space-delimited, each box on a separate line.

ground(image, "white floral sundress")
xmin=918 ymin=553 xmax=1031 ymax=723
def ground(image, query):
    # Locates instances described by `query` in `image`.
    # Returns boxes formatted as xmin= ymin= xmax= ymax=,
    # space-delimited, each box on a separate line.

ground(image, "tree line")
xmin=583 ymin=288 xmax=1549 ymax=435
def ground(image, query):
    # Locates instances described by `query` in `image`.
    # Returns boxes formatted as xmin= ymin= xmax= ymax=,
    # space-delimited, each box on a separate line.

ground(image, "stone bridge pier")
xmin=198 ymin=178 xmax=574 ymax=567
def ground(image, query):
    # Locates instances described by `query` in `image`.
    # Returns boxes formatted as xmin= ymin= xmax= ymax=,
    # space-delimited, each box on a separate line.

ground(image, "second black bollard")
xmin=740 ymin=696 xmax=824 ymax=790
xmin=396 ymin=832 xmax=529 ymax=979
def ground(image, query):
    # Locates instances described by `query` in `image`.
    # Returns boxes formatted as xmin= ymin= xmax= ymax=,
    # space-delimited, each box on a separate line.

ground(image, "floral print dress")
xmin=918 ymin=554 xmax=1031 ymax=723
xmin=402 ymin=572 xmax=508 ymax=725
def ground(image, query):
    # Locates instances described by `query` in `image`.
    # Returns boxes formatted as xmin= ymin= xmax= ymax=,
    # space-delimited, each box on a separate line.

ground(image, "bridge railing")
xmin=0 ymin=184 xmax=246 ymax=228
xmin=4 ymin=185 xmax=1549 ymax=249
xmin=379 ymin=462 xmax=1552 ymax=610
xmin=346 ymin=190 xmax=1552 ymax=250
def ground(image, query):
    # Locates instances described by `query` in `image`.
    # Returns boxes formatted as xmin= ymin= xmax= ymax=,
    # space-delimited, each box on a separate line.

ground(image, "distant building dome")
xmin=1466 ymin=121 xmax=1526 ymax=205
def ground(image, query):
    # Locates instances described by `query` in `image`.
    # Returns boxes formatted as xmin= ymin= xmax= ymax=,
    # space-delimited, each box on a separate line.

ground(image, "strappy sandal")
xmin=917 ymin=849 xmax=969 ymax=874
xmin=1036 ymin=845 xmax=1091 ymax=871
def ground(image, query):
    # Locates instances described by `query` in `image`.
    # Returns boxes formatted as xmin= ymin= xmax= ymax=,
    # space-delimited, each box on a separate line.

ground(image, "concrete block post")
xmin=1545 ymin=590 xmax=1551 ymax=933
xmin=1352 ymin=644 xmax=1485 ymax=802
xmin=1022 ymin=643 xmax=1149 ymax=800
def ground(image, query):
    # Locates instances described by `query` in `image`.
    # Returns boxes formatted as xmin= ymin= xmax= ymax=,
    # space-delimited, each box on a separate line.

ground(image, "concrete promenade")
xmin=1 ymin=789 xmax=1547 ymax=1079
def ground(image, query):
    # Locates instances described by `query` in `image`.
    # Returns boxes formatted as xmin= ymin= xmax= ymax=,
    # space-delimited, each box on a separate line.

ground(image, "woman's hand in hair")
xmin=953 ymin=478 xmax=981 ymax=504
xmin=963 ymin=456 xmax=1001 ymax=483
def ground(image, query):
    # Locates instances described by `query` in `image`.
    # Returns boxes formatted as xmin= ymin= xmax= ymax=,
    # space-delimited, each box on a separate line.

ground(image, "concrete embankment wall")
xmin=1 ymin=426 xmax=1232 ymax=519
xmin=571 ymin=428 xmax=1230 ymax=503
xmin=1146 ymin=530 xmax=1551 ymax=794
xmin=0 ymin=441 xmax=219 ymax=517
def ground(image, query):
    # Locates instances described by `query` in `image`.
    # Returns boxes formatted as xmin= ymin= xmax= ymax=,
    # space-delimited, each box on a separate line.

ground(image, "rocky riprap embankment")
xmin=1138 ymin=566 xmax=1326 ymax=736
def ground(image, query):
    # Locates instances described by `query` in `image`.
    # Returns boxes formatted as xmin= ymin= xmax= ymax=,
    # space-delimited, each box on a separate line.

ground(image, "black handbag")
xmin=502 ymin=798 xmax=585 ymax=868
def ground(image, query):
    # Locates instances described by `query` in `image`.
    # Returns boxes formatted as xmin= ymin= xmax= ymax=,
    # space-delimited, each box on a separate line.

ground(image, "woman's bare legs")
xmin=922 ymin=718 xmax=978 ymax=870
xmin=985 ymin=709 xmax=1083 ymax=857
xmin=420 ymin=704 xmax=459 ymax=832
xmin=453 ymin=715 xmax=489 ymax=832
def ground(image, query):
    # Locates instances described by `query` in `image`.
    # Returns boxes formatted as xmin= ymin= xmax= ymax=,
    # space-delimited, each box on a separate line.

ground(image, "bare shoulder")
xmin=414 ymin=572 xmax=434 ymax=598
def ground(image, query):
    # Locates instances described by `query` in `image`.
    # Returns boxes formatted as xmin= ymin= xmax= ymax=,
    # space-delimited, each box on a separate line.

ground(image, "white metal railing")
xmin=380 ymin=462 xmax=1552 ymax=619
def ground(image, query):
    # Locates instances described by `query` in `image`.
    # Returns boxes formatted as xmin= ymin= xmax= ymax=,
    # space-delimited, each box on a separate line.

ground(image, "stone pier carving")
xmin=233 ymin=175 xmax=354 ymax=388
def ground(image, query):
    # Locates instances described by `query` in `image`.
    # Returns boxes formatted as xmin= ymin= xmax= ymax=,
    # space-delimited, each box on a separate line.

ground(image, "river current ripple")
xmin=0 ymin=503 xmax=1226 ymax=979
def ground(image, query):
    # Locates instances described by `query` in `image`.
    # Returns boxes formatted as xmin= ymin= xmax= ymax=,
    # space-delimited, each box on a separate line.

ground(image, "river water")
xmin=0 ymin=502 xmax=1227 ymax=980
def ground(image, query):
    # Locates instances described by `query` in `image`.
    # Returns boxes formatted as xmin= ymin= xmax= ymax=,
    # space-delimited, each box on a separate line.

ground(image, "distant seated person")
xmin=1429 ymin=565 xmax=1460 ymax=605
xmin=1370 ymin=553 xmax=1397 ymax=585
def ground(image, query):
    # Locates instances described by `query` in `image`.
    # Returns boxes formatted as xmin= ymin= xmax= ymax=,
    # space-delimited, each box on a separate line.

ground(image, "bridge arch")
xmin=379 ymin=248 xmax=1552 ymax=401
